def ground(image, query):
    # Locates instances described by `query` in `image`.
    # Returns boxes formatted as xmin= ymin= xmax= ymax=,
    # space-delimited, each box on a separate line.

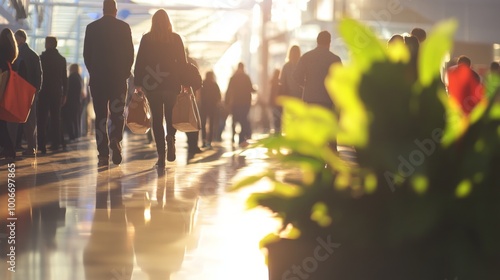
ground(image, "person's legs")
xmin=37 ymin=95 xmax=50 ymax=154
xmin=49 ymin=94 xmax=62 ymax=150
xmin=272 ymin=106 xmax=282 ymax=135
xmin=22 ymin=100 xmax=37 ymax=155
xmin=147 ymin=91 xmax=166 ymax=166
xmin=105 ymin=83 xmax=127 ymax=164
xmin=165 ymin=91 xmax=177 ymax=162
xmin=200 ymin=107 xmax=208 ymax=146
xmin=207 ymin=107 xmax=218 ymax=145
xmin=0 ymin=120 xmax=15 ymax=158
xmin=90 ymin=87 xmax=110 ymax=163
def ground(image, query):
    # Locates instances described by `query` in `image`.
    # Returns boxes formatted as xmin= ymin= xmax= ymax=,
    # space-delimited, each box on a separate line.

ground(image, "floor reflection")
xmin=1 ymin=133 xmax=274 ymax=280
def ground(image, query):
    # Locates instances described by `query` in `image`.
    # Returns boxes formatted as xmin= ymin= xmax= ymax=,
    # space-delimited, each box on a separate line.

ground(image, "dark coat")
xmin=67 ymin=72 xmax=83 ymax=105
xmin=294 ymin=46 xmax=342 ymax=108
xmin=14 ymin=43 xmax=42 ymax=93
xmin=39 ymin=48 xmax=67 ymax=98
xmin=134 ymin=32 xmax=187 ymax=93
xmin=83 ymin=15 xmax=134 ymax=89
xmin=225 ymin=70 xmax=254 ymax=109
xmin=200 ymin=80 xmax=221 ymax=108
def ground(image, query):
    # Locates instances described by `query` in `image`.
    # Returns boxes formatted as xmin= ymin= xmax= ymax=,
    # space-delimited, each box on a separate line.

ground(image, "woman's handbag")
xmin=172 ymin=87 xmax=201 ymax=132
xmin=0 ymin=63 xmax=36 ymax=123
xmin=126 ymin=90 xmax=152 ymax=134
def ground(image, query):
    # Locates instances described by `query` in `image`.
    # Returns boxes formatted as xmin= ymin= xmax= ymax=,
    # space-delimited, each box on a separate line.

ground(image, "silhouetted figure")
xmin=294 ymin=31 xmax=342 ymax=151
xmin=404 ymin=35 xmax=420 ymax=80
xmin=269 ymin=69 xmax=282 ymax=134
xmin=186 ymin=50 xmax=203 ymax=154
xmin=387 ymin=34 xmax=404 ymax=46
xmin=63 ymin=64 xmax=83 ymax=141
xmin=410 ymin=27 xmax=426 ymax=43
xmin=485 ymin=61 xmax=500 ymax=100
xmin=84 ymin=0 xmax=134 ymax=166
xmin=134 ymin=9 xmax=188 ymax=166
xmin=0 ymin=28 xmax=18 ymax=160
xmin=37 ymin=36 xmax=67 ymax=154
xmin=13 ymin=29 xmax=42 ymax=156
xmin=200 ymin=71 xmax=221 ymax=148
xmin=274 ymin=45 xmax=302 ymax=135
xmin=225 ymin=62 xmax=255 ymax=147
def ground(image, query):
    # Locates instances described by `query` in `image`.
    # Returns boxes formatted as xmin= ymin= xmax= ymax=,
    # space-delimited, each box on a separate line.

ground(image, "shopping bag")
xmin=0 ymin=63 xmax=36 ymax=123
xmin=172 ymin=87 xmax=201 ymax=132
xmin=126 ymin=90 xmax=151 ymax=134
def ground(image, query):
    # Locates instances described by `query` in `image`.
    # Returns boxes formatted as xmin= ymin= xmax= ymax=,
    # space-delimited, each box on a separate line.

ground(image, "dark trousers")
xmin=63 ymin=101 xmax=81 ymax=140
xmin=90 ymin=83 xmax=127 ymax=159
xmin=0 ymin=120 xmax=15 ymax=157
xmin=186 ymin=131 xmax=199 ymax=150
xmin=37 ymin=93 xmax=62 ymax=151
xmin=200 ymin=106 xmax=218 ymax=144
xmin=146 ymin=90 xmax=177 ymax=158
xmin=272 ymin=106 xmax=282 ymax=134
xmin=231 ymin=105 xmax=251 ymax=144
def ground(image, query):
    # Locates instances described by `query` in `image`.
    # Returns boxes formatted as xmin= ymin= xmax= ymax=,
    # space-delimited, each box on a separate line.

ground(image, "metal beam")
xmin=29 ymin=1 xmax=254 ymax=11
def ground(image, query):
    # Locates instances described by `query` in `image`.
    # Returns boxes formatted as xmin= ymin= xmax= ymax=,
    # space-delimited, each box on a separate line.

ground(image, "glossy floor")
xmin=0 ymin=132 xmax=279 ymax=280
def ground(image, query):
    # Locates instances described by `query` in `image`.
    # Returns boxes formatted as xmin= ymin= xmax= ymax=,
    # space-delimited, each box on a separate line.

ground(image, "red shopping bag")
xmin=0 ymin=63 xmax=36 ymax=123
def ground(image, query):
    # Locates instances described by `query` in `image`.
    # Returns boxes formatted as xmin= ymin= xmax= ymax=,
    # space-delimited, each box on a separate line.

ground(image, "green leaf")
xmin=419 ymin=19 xmax=458 ymax=87
xmin=281 ymin=97 xmax=337 ymax=147
xmin=411 ymin=175 xmax=429 ymax=195
xmin=326 ymin=64 xmax=369 ymax=146
xmin=231 ymin=173 xmax=270 ymax=191
xmin=364 ymin=173 xmax=377 ymax=194
xmin=386 ymin=40 xmax=410 ymax=64
xmin=455 ymin=180 xmax=472 ymax=198
xmin=338 ymin=18 xmax=387 ymax=71
xmin=259 ymin=233 xmax=280 ymax=249
xmin=311 ymin=202 xmax=332 ymax=227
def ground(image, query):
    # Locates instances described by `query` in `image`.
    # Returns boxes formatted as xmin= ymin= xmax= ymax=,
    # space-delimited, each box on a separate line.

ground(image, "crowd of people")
xmin=1 ymin=0 xmax=498 ymax=167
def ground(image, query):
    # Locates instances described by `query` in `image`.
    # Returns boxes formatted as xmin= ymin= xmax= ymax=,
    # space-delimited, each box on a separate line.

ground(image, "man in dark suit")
xmin=37 ymin=36 xmax=67 ymax=154
xmin=83 ymin=0 xmax=134 ymax=166
xmin=294 ymin=30 xmax=342 ymax=152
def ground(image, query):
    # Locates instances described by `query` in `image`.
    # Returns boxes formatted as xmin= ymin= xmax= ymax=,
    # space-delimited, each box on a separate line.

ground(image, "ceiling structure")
xmin=1 ymin=0 xmax=258 ymax=70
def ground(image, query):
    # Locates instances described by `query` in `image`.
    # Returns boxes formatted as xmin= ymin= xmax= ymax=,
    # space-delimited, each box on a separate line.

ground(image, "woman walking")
xmin=134 ymin=9 xmax=188 ymax=167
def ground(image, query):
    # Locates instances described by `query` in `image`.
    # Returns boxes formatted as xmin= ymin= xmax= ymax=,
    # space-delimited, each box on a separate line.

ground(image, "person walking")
xmin=294 ymin=31 xmax=342 ymax=151
xmin=0 ymin=28 xmax=18 ymax=160
xmin=63 ymin=63 xmax=83 ymax=141
xmin=37 ymin=36 xmax=67 ymax=154
xmin=225 ymin=62 xmax=255 ymax=147
xmin=200 ymin=71 xmax=222 ymax=148
xmin=134 ymin=9 xmax=188 ymax=167
xmin=83 ymin=0 xmax=134 ymax=166
xmin=13 ymin=29 xmax=42 ymax=156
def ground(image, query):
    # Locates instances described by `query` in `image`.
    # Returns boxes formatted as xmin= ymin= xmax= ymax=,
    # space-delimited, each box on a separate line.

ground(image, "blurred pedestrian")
xmin=0 ymin=28 xmax=19 ymax=160
xmin=225 ymin=62 xmax=255 ymax=147
xmin=37 ymin=36 xmax=67 ymax=154
xmin=294 ymin=31 xmax=342 ymax=151
xmin=84 ymin=0 xmax=134 ymax=166
xmin=134 ymin=9 xmax=188 ymax=167
xmin=63 ymin=63 xmax=83 ymax=141
xmin=200 ymin=71 xmax=221 ymax=148
xmin=13 ymin=29 xmax=42 ymax=156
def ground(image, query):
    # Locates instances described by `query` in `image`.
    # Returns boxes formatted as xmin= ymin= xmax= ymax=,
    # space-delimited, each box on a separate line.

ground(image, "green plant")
xmin=234 ymin=18 xmax=500 ymax=277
